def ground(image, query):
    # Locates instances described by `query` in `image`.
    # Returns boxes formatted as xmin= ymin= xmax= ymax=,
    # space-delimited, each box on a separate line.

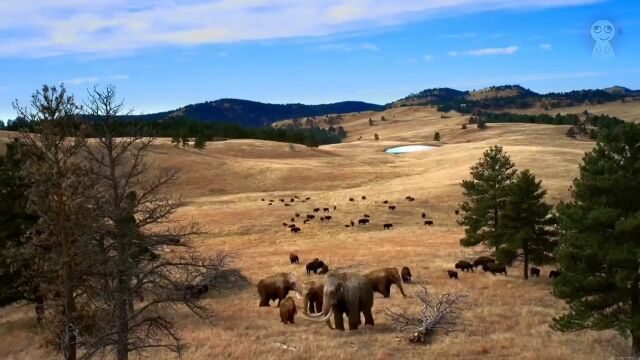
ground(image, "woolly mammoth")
xmin=257 ymin=272 xmax=303 ymax=307
xmin=303 ymin=280 xmax=324 ymax=314
xmin=364 ymin=267 xmax=407 ymax=298
xmin=302 ymin=272 xmax=375 ymax=331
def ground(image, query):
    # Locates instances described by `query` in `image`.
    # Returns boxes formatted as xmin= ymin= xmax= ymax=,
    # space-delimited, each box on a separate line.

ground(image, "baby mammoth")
xmin=364 ymin=267 xmax=407 ymax=298
xmin=279 ymin=297 xmax=297 ymax=324
xmin=401 ymin=266 xmax=412 ymax=283
xmin=257 ymin=272 xmax=303 ymax=307
xmin=303 ymin=280 xmax=324 ymax=314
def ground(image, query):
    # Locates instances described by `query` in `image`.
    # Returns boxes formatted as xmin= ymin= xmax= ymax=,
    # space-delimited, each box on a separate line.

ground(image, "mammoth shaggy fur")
xmin=279 ymin=297 xmax=297 ymax=324
xmin=257 ymin=272 xmax=302 ymax=307
xmin=364 ymin=267 xmax=407 ymax=298
xmin=303 ymin=280 xmax=324 ymax=314
xmin=302 ymin=272 xmax=375 ymax=331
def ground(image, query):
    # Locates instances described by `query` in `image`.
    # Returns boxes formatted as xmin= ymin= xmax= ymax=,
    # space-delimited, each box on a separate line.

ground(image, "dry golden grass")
xmin=0 ymin=106 xmax=634 ymax=359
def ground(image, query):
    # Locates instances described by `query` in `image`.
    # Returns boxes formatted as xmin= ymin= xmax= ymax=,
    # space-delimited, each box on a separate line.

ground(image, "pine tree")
xmin=494 ymin=170 xmax=556 ymax=279
xmin=458 ymin=145 xmax=517 ymax=249
xmin=194 ymin=135 xmax=206 ymax=150
xmin=552 ymin=123 xmax=640 ymax=355
xmin=181 ymin=135 xmax=189 ymax=148
xmin=170 ymin=135 xmax=180 ymax=147
xmin=0 ymin=139 xmax=39 ymax=308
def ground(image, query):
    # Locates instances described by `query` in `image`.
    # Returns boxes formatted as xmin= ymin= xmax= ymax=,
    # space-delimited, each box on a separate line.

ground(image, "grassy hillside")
xmin=0 ymin=106 xmax=630 ymax=360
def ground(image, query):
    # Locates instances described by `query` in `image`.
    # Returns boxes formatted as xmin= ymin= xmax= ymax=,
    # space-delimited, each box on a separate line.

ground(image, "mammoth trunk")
xmin=303 ymin=294 xmax=310 ymax=314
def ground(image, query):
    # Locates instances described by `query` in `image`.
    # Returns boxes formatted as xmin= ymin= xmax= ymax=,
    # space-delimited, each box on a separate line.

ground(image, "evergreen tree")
xmin=0 ymin=139 xmax=39 ymax=306
xmin=552 ymin=123 xmax=640 ymax=355
xmin=181 ymin=135 xmax=189 ymax=147
xmin=458 ymin=145 xmax=517 ymax=249
xmin=170 ymin=135 xmax=180 ymax=147
xmin=494 ymin=170 xmax=556 ymax=279
xmin=194 ymin=135 xmax=207 ymax=150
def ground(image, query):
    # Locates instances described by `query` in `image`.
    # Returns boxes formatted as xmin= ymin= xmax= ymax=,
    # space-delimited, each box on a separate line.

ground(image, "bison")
xmin=324 ymin=215 xmax=332 ymax=221
xmin=421 ymin=212 xmax=426 ymax=219
xmin=530 ymin=267 xmax=541 ymax=278
xmin=447 ymin=270 xmax=459 ymax=280
xmin=388 ymin=205 xmax=396 ymax=211
xmin=424 ymin=220 xmax=434 ymax=226
xmin=313 ymin=208 xmax=320 ymax=213
xmin=363 ymin=214 xmax=370 ymax=218
xmin=473 ymin=256 xmax=496 ymax=268
xmin=383 ymin=223 xmax=393 ymax=230
xmin=455 ymin=260 xmax=474 ymax=272
xmin=361 ymin=196 xmax=367 ymax=200
xmin=358 ymin=218 xmax=370 ymax=225
xmin=349 ymin=197 xmax=355 ymax=202
xmin=382 ymin=200 xmax=389 ymax=204
xmin=306 ymin=214 xmax=315 ymax=220
xmin=289 ymin=253 xmax=300 ymax=264
xmin=290 ymin=226 xmax=301 ymax=234
xmin=306 ymin=258 xmax=326 ymax=275
xmin=549 ymin=270 xmax=561 ymax=279
xmin=482 ymin=263 xmax=507 ymax=276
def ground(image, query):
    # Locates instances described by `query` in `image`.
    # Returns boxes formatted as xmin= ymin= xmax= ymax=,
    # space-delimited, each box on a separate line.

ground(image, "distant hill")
xmin=123 ymin=99 xmax=384 ymax=127
xmin=391 ymin=85 xmax=639 ymax=113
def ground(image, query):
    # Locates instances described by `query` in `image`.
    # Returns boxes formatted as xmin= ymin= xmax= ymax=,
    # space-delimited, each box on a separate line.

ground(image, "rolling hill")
xmin=123 ymin=99 xmax=384 ymax=127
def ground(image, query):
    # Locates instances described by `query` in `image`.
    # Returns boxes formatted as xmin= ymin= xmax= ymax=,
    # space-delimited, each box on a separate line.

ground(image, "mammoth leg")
xmin=384 ymin=282 xmax=392 ymax=298
xmin=333 ymin=306 xmax=345 ymax=331
xmin=258 ymin=291 xmax=270 ymax=307
xmin=363 ymin=306 xmax=374 ymax=326
xmin=348 ymin=308 xmax=360 ymax=330
xmin=276 ymin=288 xmax=286 ymax=306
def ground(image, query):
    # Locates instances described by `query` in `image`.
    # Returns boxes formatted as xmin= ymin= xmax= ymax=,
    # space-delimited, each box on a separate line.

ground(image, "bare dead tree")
xmin=13 ymin=84 xmax=98 ymax=360
xmin=385 ymin=285 xmax=468 ymax=344
xmin=79 ymin=85 xmax=246 ymax=360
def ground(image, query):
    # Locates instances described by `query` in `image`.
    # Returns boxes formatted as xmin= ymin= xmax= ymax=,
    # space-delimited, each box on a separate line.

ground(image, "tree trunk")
xmin=631 ymin=265 xmax=640 ymax=357
xmin=523 ymin=241 xmax=529 ymax=280
xmin=116 ymin=241 xmax=130 ymax=360
xmin=62 ymin=257 xmax=77 ymax=360
xmin=33 ymin=284 xmax=45 ymax=324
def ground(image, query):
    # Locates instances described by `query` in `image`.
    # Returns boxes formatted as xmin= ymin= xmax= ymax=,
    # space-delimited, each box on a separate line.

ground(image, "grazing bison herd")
xmin=265 ymin=193 xmax=436 ymax=234
xmin=255 ymin=194 xmax=561 ymax=332
xmin=446 ymin=255 xmax=560 ymax=280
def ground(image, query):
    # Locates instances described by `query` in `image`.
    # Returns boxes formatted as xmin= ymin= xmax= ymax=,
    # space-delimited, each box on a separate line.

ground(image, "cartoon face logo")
xmin=591 ymin=20 xmax=616 ymax=42
xmin=591 ymin=19 xmax=616 ymax=59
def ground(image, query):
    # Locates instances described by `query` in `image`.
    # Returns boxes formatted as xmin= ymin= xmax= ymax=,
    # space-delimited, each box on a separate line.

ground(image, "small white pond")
xmin=385 ymin=145 xmax=436 ymax=154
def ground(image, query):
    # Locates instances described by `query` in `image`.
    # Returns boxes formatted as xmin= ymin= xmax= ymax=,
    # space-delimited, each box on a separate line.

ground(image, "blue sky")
xmin=1 ymin=0 xmax=639 ymax=119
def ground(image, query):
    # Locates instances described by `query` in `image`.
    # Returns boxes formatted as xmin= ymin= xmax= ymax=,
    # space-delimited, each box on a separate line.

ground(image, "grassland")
xmin=0 ymin=105 xmax=635 ymax=359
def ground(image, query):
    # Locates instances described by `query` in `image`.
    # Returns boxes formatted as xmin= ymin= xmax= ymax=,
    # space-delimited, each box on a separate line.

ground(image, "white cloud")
xmin=539 ymin=43 xmax=552 ymax=50
xmin=423 ymin=54 xmax=434 ymax=61
xmin=447 ymin=46 xmax=519 ymax=57
xmin=361 ymin=43 xmax=379 ymax=51
xmin=64 ymin=74 xmax=129 ymax=85
xmin=465 ymin=46 xmax=519 ymax=56
xmin=0 ymin=0 xmax=602 ymax=57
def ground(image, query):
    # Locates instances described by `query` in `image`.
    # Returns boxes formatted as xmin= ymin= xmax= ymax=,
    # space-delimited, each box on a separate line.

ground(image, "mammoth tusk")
xmin=303 ymin=308 xmax=333 ymax=323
